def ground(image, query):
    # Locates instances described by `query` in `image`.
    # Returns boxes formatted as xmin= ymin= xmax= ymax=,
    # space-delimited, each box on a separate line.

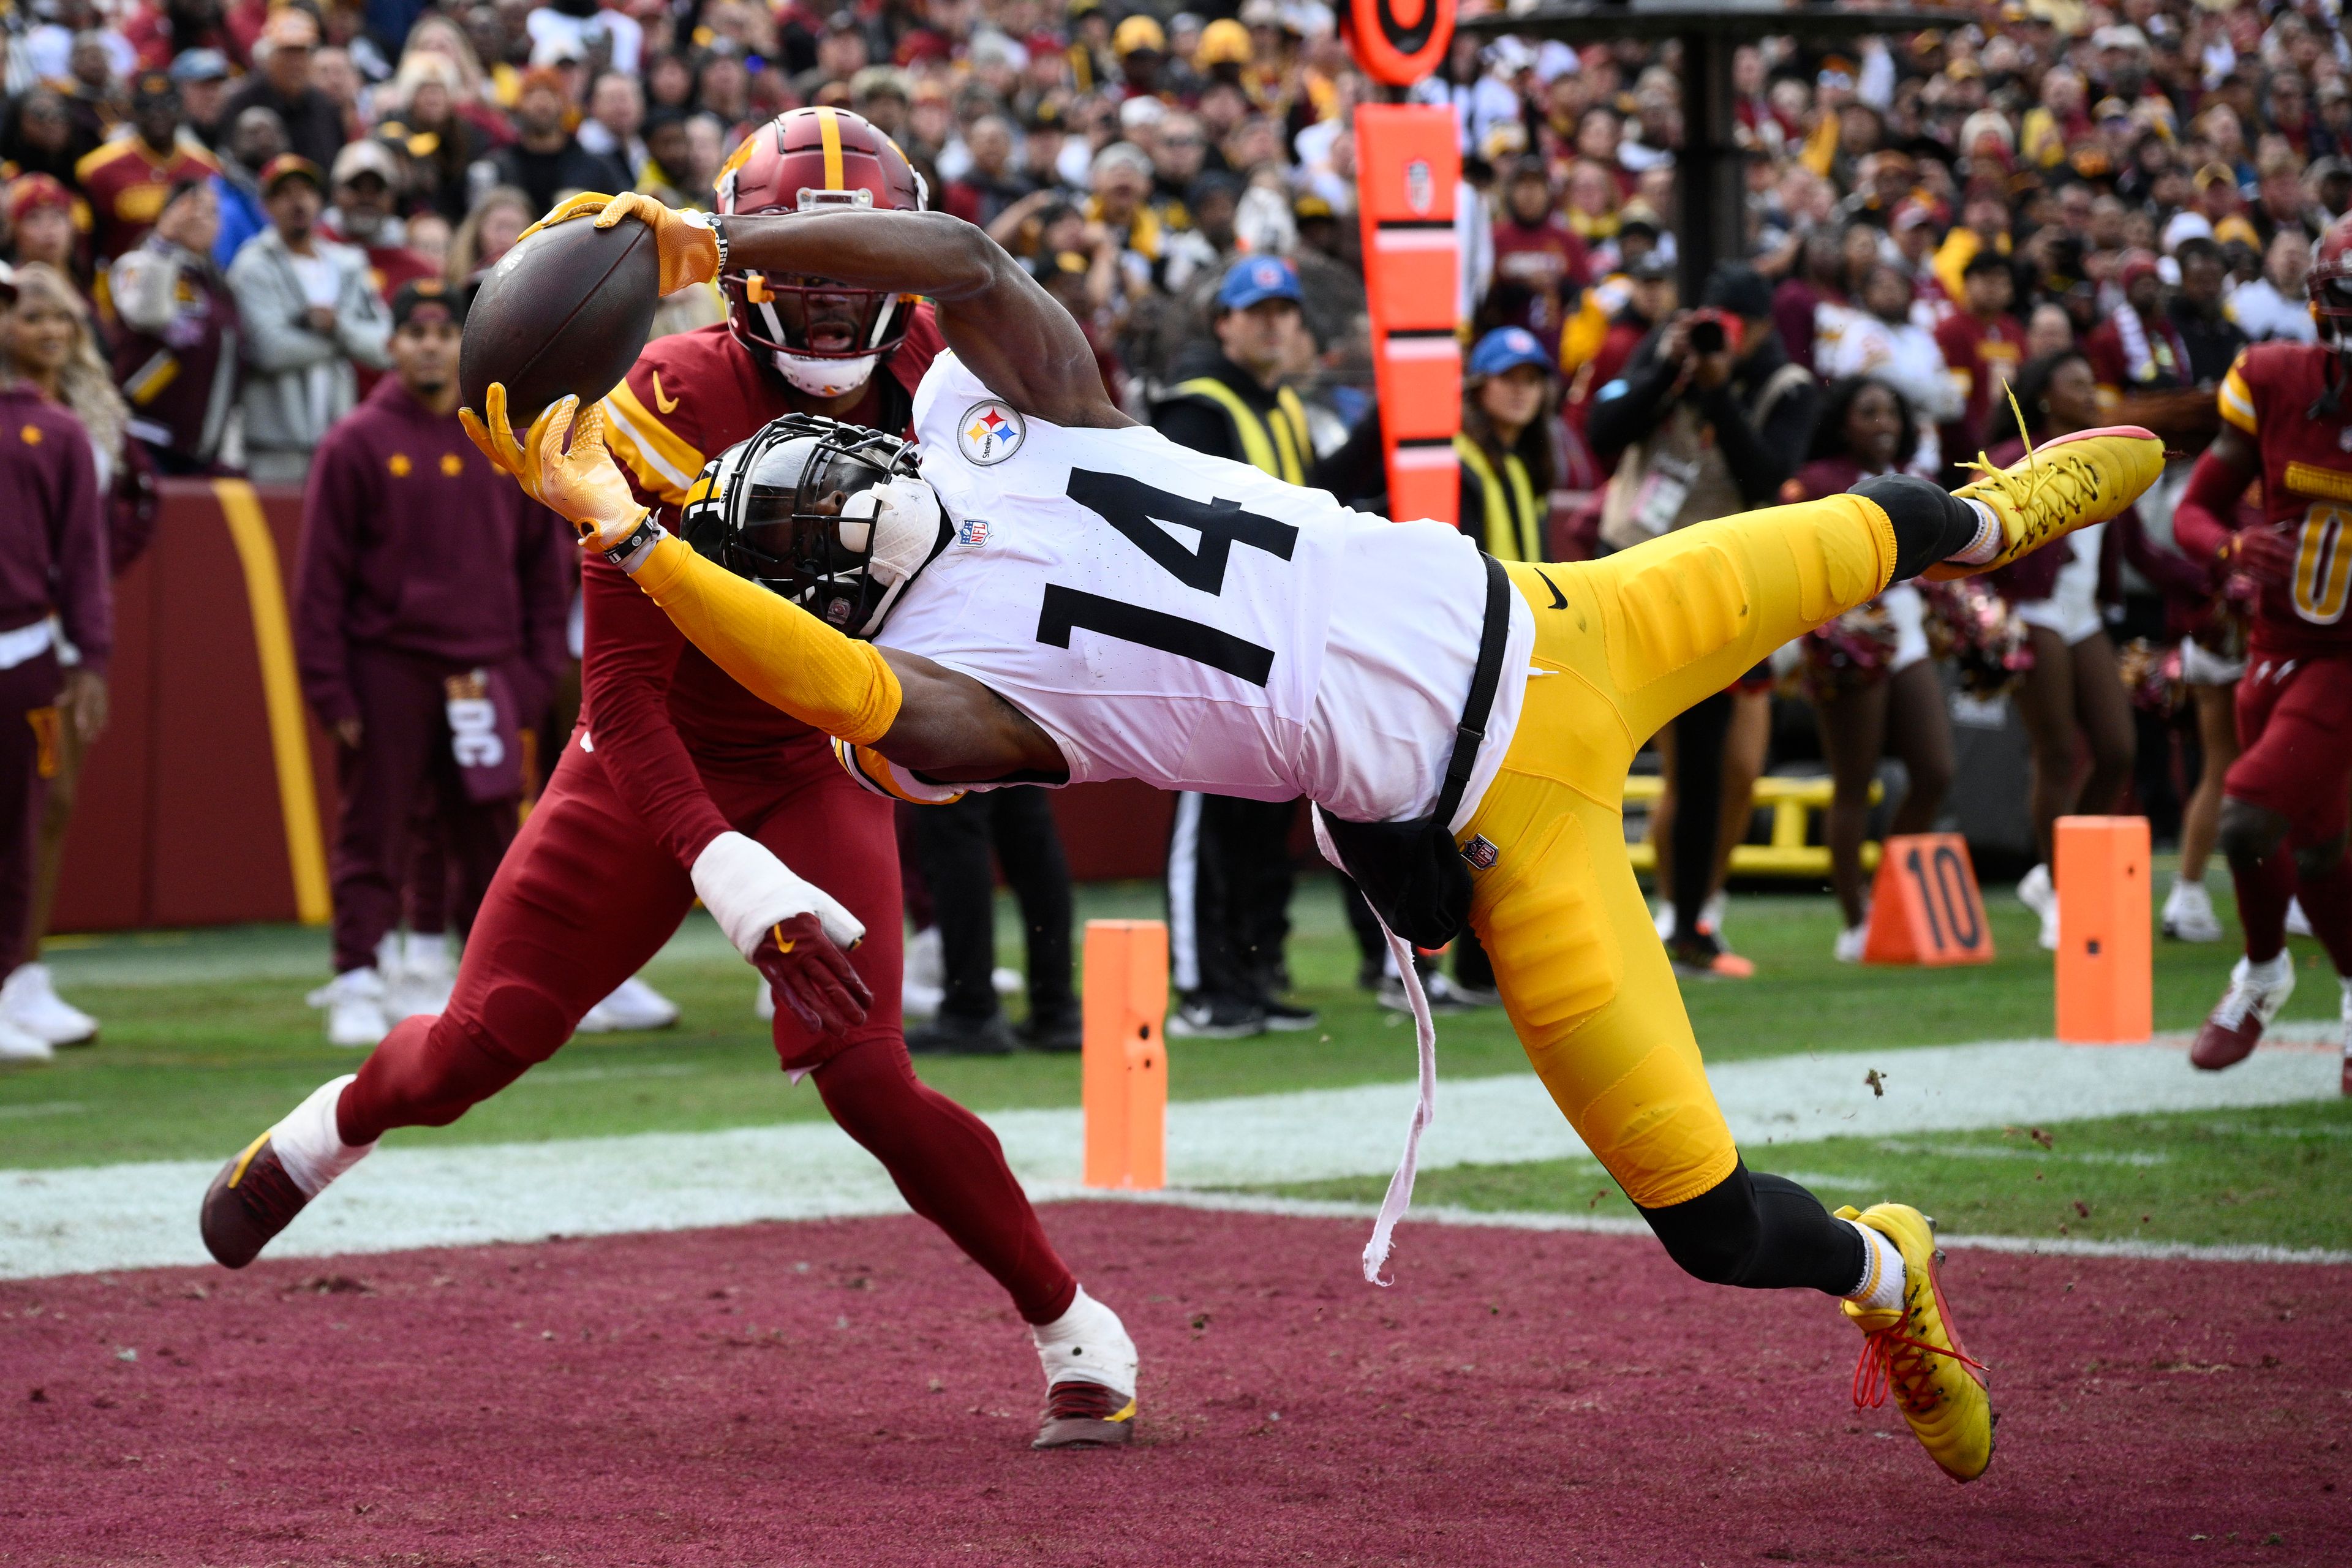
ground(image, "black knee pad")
xmin=2295 ymin=832 xmax=2351 ymax=885
xmin=2220 ymin=799 xmax=2288 ymax=867
xmin=1850 ymin=474 xmax=1977 ymax=581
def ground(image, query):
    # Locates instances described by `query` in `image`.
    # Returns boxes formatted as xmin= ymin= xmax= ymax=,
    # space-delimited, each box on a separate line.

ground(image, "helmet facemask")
xmin=2315 ymin=274 xmax=2352 ymax=360
xmin=682 ymin=416 xmax=948 ymax=638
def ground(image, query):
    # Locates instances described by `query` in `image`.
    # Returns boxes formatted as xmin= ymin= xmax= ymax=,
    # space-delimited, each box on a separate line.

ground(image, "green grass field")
xmin=3 ymin=870 xmax=2346 ymax=1251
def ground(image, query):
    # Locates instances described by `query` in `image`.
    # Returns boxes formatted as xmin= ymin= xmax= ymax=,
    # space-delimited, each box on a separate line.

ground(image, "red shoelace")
xmin=1851 ymin=1270 xmax=1990 ymax=1414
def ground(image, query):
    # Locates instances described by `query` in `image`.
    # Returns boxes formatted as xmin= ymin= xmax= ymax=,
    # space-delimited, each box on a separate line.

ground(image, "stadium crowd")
xmin=0 ymin=0 xmax=2343 ymax=1047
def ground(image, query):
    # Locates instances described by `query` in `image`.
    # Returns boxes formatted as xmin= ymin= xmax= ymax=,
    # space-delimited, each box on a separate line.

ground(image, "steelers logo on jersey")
xmin=957 ymin=399 xmax=1025 ymax=466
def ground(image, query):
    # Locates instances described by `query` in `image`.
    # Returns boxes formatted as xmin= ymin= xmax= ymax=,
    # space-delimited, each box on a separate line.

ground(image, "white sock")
xmin=1843 ymin=1220 xmax=1907 ymax=1313
xmin=2246 ymin=951 xmax=2294 ymax=989
xmin=269 ymin=1074 xmax=377 ymax=1198
xmin=1948 ymin=499 xmax=2003 ymax=565
xmin=404 ymin=931 xmax=449 ymax=970
xmin=1031 ymin=1284 xmax=1137 ymax=1393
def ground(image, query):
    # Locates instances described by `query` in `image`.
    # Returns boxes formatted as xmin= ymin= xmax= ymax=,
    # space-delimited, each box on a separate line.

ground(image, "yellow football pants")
xmin=1463 ymin=494 xmax=1896 ymax=1208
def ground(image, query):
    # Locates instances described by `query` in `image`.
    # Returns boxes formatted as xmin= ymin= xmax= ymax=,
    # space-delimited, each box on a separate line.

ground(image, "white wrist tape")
xmin=691 ymin=831 xmax=865 ymax=959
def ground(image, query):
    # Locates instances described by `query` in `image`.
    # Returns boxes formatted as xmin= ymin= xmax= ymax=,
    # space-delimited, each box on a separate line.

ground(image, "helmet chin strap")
xmin=771 ymin=348 xmax=884 ymax=399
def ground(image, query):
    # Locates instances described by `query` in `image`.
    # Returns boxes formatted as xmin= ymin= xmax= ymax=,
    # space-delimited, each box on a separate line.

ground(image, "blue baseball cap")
xmin=169 ymin=48 xmax=231 ymax=83
xmin=1216 ymin=255 xmax=1302 ymax=311
xmin=1468 ymin=326 xmax=1553 ymax=379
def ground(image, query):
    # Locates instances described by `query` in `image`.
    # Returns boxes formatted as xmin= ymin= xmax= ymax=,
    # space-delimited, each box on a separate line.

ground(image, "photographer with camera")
xmin=1588 ymin=263 xmax=1823 ymax=976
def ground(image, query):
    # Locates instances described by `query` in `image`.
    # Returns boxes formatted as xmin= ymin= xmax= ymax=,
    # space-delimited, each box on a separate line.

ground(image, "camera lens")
xmin=1689 ymin=319 xmax=1725 ymax=354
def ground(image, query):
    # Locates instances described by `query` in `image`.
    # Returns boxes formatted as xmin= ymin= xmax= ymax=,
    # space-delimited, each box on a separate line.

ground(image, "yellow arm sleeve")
xmin=631 ymin=535 xmax=904 ymax=745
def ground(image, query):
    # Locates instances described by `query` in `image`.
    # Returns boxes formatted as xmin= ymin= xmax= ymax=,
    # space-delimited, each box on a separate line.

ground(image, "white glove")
xmin=690 ymin=831 xmax=865 ymax=960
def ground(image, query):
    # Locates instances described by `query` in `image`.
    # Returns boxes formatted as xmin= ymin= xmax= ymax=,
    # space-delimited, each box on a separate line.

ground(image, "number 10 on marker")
xmin=1860 ymin=833 xmax=1995 ymax=967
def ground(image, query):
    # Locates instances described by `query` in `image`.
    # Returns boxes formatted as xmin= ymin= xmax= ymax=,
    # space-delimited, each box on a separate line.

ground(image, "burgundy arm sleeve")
xmin=292 ymin=434 xmax=364 ymax=727
xmin=578 ymin=549 xmax=734 ymax=870
xmin=2114 ymin=505 xmax=2214 ymax=601
xmin=50 ymin=426 xmax=111 ymax=674
xmin=2171 ymin=445 xmax=2257 ymax=567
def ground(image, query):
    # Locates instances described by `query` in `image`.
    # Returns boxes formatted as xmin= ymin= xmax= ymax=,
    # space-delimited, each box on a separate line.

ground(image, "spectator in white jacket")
xmin=225 ymin=154 xmax=389 ymax=484
xmin=1815 ymin=262 xmax=1964 ymax=477
xmin=2227 ymin=230 xmax=2318 ymax=344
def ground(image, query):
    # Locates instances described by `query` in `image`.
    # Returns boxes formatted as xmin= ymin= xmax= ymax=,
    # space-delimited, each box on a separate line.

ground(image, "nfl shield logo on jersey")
xmin=959 ymin=400 xmax=1026 ymax=466
xmin=959 ymin=517 xmax=990 ymax=546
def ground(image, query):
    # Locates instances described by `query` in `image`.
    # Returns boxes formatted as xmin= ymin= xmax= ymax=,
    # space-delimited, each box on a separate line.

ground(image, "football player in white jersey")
xmin=467 ymin=192 xmax=2169 ymax=1485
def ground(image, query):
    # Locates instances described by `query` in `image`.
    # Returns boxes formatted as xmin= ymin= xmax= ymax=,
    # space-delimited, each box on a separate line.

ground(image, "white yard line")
xmin=1 ymin=1038 xmax=2340 ymax=1280
xmin=1070 ymin=1189 xmax=2352 ymax=1267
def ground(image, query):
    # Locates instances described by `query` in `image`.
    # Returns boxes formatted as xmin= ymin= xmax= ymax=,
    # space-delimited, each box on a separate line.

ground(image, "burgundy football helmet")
xmin=2308 ymin=210 xmax=2352 ymax=353
xmin=717 ymin=106 xmax=928 ymax=398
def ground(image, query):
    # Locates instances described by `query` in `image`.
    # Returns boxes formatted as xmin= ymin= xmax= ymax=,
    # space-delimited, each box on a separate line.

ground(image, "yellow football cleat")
xmin=1922 ymin=425 xmax=2165 ymax=582
xmin=1838 ymin=1202 xmax=1994 ymax=1483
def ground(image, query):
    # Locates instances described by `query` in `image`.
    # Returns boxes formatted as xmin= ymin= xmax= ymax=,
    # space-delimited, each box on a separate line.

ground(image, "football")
xmin=458 ymin=214 xmax=661 ymax=427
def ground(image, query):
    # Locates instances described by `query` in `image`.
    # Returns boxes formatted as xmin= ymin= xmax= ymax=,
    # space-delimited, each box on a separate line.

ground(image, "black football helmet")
xmin=679 ymin=413 xmax=946 ymax=637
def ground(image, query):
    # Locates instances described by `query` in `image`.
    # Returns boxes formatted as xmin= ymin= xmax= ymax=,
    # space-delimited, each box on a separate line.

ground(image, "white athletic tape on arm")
xmin=1311 ymin=809 xmax=1436 ymax=1287
xmin=691 ymin=831 xmax=866 ymax=959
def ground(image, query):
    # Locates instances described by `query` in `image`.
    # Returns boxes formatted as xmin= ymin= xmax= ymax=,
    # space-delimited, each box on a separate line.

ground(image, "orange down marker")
xmin=1861 ymin=833 xmax=1995 ymax=967
xmin=1082 ymin=919 xmax=1167 ymax=1189
xmin=2054 ymin=816 xmax=2152 ymax=1044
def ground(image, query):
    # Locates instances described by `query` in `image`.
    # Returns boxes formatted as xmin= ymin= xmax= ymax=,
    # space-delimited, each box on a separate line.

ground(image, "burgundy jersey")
xmin=2215 ymin=341 xmax=2352 ymax=655
xmin=1932 ymin=309 xmax=2028 ymax=450
xmin=1488 ymin=216 xmax=1591 ymax=357
xmin=581 ymin=311 xmax=944 ymax=867
xmin=75 ymin=137 xmax=219 ymax=264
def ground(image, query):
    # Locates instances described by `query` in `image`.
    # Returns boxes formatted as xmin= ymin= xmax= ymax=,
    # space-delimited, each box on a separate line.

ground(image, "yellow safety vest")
xmin=1172 ymin=376 xmax=1311 ymax=484
xmin=1453 ymin=434 xmax=1542 ymax=562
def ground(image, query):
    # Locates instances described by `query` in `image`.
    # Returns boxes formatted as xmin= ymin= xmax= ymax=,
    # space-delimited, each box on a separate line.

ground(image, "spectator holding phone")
xmin=1588 ymin=263 xmax=1822 ymax=976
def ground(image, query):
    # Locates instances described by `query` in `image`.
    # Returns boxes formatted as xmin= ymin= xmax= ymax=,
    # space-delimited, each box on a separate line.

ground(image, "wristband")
xmin=603 ymin=512 xmax=665 ymax=573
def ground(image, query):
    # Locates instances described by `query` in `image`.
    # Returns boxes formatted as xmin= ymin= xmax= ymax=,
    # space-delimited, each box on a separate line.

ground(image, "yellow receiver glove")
xmin=632 ymin=535 xmax=904 ymax=745
xmin=511 ymin=190 xmax=721 ymax=296
xmin=461 ymin=387 xmax=647 ymax=548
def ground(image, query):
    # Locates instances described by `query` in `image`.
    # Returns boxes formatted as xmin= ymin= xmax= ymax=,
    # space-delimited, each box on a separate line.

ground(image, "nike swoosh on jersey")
xmin=651 ymin=372 xmax=680 ymax=414
xmin=1534 ymin=568 xmax=1567 ymax=609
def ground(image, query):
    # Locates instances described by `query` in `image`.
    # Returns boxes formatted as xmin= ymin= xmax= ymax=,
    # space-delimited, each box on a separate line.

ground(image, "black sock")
xmin=1637 ymin=1160 xmax=1868 ymax=1295
xmin=1850 ymin=473 xmax=1983 ymax=580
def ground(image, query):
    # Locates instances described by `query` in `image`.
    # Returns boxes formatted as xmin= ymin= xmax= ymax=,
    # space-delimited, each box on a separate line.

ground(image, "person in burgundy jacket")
xmin=0 ymin=263 xmax=113 ymax=1063
xmin=293 ymin=279 xmax=570 ymax=1048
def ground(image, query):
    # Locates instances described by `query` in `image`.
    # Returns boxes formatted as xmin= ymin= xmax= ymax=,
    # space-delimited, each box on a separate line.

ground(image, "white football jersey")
xmin=878 ymin=352 xmax=1534 ymax=826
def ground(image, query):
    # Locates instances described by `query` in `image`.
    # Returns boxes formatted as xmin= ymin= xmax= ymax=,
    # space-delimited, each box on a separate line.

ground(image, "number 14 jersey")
xmin=883 ymin=352 xmax=1536 ymax=827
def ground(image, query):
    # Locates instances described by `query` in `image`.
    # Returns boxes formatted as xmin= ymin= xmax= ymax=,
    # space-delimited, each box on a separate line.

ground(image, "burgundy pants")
xmin=336 ymin=732 xmax=1077 ymax=1324
xmin=0 ymin=648 xmax=59 ymax=982
xmin=330 ymin=647 xmax=519 ymax=973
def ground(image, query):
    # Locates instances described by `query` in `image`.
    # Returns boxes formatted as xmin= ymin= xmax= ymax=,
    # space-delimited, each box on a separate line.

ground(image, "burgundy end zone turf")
xmin=2 ymin=1204 xmax=2344 ymax=1567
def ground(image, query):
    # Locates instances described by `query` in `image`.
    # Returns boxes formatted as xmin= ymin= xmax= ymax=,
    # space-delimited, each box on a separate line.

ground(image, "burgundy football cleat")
xmin=1033 ymin=1379 xmax=1136 ymax=1450
xmin=200 ymin=1133 xmax=313 ymax=1268
xmin=2188 ymin=957 xmax=2294 ymax=1072
xmin=2190 ymin=1014 xmax=2264 ymax=1071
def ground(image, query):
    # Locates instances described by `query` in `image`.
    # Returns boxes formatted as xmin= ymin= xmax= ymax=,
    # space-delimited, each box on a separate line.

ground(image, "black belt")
xmin=1317 ymin=549 xmax=1515 ymax=949
xmin=1431 ymin=551 xmax=1513 ymax=834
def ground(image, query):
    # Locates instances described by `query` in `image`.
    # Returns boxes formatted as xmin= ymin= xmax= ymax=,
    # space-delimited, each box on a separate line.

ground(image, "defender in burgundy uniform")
xmin=199 ymin=110 xmax=1139 ymax=1450
xmin=2173 ymin=211 xmax=2352 ymax=1093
